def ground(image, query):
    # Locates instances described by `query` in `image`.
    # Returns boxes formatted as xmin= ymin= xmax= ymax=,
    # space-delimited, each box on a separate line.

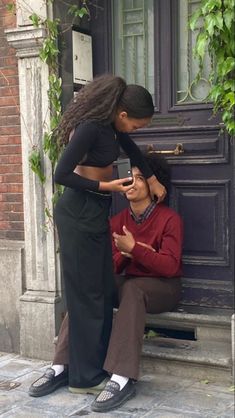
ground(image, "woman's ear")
xmin=118 ymin=111 xmax=128 ymax=120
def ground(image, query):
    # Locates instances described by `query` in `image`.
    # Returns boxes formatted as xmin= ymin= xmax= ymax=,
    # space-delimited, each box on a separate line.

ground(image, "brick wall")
xmin=0 ymin=0 xmax=24 ymax=240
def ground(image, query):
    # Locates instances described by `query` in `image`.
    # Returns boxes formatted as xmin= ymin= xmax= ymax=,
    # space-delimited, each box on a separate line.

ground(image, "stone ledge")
xmin=20 ymin=290 xmax=62 ymax=304
xmin=142 ymin=338 xmax=231 ymax=368
xmin=0 ymin=239 xmax=24 ymax=249
xmin=6 ymin=26 xmax=47 ymax=57
xmin=145 ymin=310 xmax=232 ymax=329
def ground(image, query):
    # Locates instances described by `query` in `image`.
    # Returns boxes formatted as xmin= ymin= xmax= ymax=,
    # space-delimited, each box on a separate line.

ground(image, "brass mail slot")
xmin=147 ymin=143 xmax=184 ymax=155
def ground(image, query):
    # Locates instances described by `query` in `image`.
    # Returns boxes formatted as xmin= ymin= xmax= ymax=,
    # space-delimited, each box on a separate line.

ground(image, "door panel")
xmin=91 ymin=0 xmax=234 ymax=309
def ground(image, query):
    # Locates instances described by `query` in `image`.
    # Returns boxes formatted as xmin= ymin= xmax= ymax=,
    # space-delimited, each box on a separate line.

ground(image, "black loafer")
xmin=28 ymin=366 xmax=68 ymax=397
xmin=91 ymin=379 xmax=136 ymax=412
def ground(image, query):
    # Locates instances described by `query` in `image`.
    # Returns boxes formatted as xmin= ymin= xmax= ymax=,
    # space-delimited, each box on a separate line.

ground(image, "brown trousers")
xmin=53 ymin=275 xmax=181 ymax=380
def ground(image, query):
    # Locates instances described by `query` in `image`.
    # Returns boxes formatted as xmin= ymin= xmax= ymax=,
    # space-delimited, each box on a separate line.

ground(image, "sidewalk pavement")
xmin=0 ymin=352 xmax=234 ymax=418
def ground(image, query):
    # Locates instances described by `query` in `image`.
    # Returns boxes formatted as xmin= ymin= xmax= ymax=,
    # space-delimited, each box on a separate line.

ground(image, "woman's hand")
xmin=113 ymin=226 xmax=135 ymax=253
xmin=147 ymin=175 xmax=166 ymax=203
xmin=99 ymin=178 xmax=135 ymax=193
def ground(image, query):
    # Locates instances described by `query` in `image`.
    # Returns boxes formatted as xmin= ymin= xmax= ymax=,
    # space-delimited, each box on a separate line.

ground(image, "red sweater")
xmin=110 ymin=203 xmax=183 ymax=278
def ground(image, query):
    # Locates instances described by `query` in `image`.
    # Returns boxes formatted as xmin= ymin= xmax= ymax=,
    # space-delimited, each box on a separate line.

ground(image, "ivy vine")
xmin=190 ymin=0 xmax=235 ymax=135
xmin=5 ymin=0 xmax=93 ymax=226
xmin=26 ymin=2 xmax=89 ymax=221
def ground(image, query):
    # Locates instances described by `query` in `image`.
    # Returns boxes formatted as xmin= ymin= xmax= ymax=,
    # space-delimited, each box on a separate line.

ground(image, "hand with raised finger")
xmin=113 ymin=225 xmax=135 ymax=253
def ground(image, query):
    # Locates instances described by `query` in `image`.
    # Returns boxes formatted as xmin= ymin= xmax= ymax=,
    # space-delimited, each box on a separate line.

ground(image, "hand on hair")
xmin=147 ymin=175 xmax=167 ymax=203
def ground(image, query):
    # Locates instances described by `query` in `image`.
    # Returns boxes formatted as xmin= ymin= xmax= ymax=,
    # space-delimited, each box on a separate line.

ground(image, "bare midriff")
xmin=74 ymin=164 xmax=113 ymax=182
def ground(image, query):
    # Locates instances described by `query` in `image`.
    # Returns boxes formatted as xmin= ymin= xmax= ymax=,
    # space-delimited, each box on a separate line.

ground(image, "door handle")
xmin=147 ymin=143 xmax=184 ymax=155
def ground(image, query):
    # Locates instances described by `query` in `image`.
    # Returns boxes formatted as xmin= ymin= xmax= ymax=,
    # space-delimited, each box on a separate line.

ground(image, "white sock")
xmin=111 ymin=374 xmax=129 ymax=390
xmin=51 ymin=364 xmax=64 ymax=376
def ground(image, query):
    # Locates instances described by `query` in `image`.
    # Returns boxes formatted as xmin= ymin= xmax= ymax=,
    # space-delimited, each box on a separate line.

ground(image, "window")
xmin=112 ymin=0 xmax=154 ymax=100
xmin=176 ymin=0 xmax=212 ymax=104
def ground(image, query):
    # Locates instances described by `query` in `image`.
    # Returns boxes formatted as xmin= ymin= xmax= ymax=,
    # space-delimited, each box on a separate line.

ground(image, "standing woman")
xmin=53 ymin=74 xmax=166 ymax=391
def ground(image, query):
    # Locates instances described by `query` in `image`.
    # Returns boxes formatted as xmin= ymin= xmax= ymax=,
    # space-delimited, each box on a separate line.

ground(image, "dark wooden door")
xmin=90 ymin=0 xmax=234 ymax=310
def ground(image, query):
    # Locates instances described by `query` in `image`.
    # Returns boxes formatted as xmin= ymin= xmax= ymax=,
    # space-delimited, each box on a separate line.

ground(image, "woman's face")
xmin=114 ymin=111 xmax=152 ymax=133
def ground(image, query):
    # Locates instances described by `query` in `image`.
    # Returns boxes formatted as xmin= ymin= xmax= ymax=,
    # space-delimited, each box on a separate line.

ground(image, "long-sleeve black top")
xmin=54 ymin=120 xmax=153 ymax=191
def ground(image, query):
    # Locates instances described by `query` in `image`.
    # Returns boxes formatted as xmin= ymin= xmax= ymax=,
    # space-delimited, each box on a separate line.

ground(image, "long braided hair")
xmin=54 ymin=74 xmax=126 ymax=146
xmin=54 ymin=74 xmax=154 ymax=146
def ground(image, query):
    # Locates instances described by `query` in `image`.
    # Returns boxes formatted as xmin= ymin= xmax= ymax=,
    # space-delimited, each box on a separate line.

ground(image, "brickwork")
xmin=0 ymin=0 xmax=23 ymax=240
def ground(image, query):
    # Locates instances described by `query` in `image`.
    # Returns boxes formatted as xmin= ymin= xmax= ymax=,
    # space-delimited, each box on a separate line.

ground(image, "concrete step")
xmin=145 ymin=307 xmax=232 ymax=346
xmin=140 ymin=308 xmax=233 ymax=383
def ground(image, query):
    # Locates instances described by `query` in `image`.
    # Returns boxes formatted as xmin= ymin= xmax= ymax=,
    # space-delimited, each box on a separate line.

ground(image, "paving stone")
xmin=141 ymin=408 xmax=207 ymax=418
xmin=0 ymin=358 xmax=47 ymax=379
xmin=212 ymin=405 xmax=235 ymax=418
xmin=0 ymin=353 xmax=234 ymax=418
xmin=69 ymin=408 xmax=134 ymax=418
xmin=189 ymin=379 xmax=234 ymax=395
xmin=0 ymin=405 xmax=64 ymax=418
xmin=0 ymin=390 xmax=29 ymax=415
xmin=25 ymin=389 xmax=91 ymax=416
xmin=156 ymin=387 xmax=234 ymax=417
xmin=138 ymin=374 xmax=193 ymax=396
xmin=0 ymin=353 xmax=19 ymax=363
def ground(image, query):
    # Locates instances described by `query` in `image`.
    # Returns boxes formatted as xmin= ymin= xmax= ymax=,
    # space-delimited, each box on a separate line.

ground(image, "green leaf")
xmin=45 ymin=207 xmax=53 ymax=218
xmin=205 ymin=13 xmax=217 ymax=36
xmin=77 ymin=7 xmax=89 ymax=18
xmin=144 ymin=329 xmax=160 ymax=339
xmin=200 ymin=379 xmax=210 ymax=384
xmin=222 ymin=110 xmax=233 ymax=122
xmin=68 ymin=5 xmax=89 ymax=18
xmin=29 ymin=148 xmax=45 ymax=184
xmin=209 ymin=85 xmax=224 ymax=101
xmin=201 ymin=0 xmax=222 ymax=15
xmin=195 ymin=32 xmax=208 ymax=58
xmin=189 ymin=9 xmax=202 ymax=31
xmin=224 ymin=92 xmax=235 ymax=108
xmin=29 ymin=13 xmax=40 ymax=27
xmin=214 ymin=11 xmax=223 ymax=30
xmin=224 ymin=80 xmax=235 ymax=92
xmin=223 ymin=9 xmax=234 ymax=30
xmin=6 ymin=3 xmax=15 ymax=12
xmin=223 ymin=0 xmax=235 ymax=7
xmin=221 ymin=57 xmax=235 ymax=76
xmin=52 ymin=185 xmax=64 ymax=206
xmin=205 ymin=11 xmax=223 ymax=36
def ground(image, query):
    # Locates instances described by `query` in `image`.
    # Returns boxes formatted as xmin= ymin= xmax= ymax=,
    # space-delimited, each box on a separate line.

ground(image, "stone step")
xmin=140 ymin=308 xmax=233 ymax=383
xmin=145 ymin=307 xmax=232 ymax=346
xmin=140 ymin=335 xmax=232 ymax=383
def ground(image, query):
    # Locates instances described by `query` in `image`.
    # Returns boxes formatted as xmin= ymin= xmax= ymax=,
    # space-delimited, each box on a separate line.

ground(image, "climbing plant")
xmin=28 ymin=3 xmax=89 ymax=194
xmin=190 ymin=0 xmax=235 ymax=135
xmin=6 ymin=1 xmax=91 ymax=225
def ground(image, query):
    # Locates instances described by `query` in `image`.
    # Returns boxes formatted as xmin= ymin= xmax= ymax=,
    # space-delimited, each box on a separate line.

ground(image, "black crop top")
xmin=54 ymin=120 xmax=153 ymax=191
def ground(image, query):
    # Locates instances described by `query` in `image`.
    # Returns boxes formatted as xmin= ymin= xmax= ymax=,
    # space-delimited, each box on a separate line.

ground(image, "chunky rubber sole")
xmin=69 ymin=378 xmax=109 ymax=395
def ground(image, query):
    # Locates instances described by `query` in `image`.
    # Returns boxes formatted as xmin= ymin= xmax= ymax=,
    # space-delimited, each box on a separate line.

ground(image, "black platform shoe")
xmin=28 ymin=366 xmax=68 ymax=397
xmin=91 ymin=379 xmax=136 ymax=412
